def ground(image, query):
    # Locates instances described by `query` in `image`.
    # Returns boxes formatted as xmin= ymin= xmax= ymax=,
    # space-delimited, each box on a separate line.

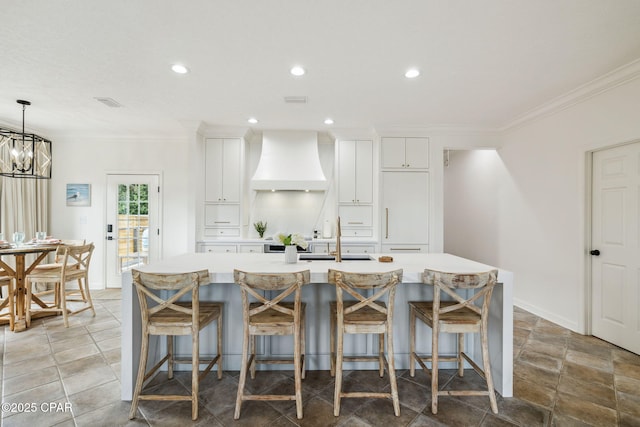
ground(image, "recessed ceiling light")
xmin=324 ymin=118 xmax=334 ymax=125
xmin=290 ymin=66 xmax=305 ymax=76
xmin=171 ymin=64 xmax=189 ymax=74
xmin=405 ymin=68 xmax=420 ymax=79
xmin=248 ymin=117 xmax=258 ymax=124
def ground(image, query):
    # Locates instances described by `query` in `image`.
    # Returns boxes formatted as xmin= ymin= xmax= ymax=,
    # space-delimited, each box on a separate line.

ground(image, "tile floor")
xmin=1 ymin=290 xmax=639 ymax=427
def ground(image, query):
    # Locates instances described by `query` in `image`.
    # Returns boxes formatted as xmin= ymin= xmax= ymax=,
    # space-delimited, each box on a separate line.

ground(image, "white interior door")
xmin=105 ymin=174 xmax=160 ymax=288
xmin=591 ymin=141 xmax=640 ymax=354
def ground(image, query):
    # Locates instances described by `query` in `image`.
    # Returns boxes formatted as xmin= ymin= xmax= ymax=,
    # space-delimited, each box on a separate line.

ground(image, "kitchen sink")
xmin=298 ymin=254 xmax=374 ymax=261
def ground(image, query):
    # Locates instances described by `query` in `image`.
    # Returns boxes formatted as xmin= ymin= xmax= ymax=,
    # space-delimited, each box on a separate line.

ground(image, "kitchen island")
xmin=121 ymin=252 xmax=513 ymax=400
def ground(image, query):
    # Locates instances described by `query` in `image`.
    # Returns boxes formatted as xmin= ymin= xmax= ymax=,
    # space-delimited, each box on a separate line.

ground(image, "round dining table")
xmin=0 ymin=243 xmax=61 ymax=331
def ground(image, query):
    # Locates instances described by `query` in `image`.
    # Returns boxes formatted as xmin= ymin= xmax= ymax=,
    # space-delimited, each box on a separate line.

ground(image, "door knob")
xmin=590 ymin=249 xmax=600 ymax=256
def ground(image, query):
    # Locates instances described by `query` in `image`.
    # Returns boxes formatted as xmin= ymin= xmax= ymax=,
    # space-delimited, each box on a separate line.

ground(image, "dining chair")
xmin=233 ymin=269 xmax=310 ymax=420
xmin=329 ymin=268 xmax=403 ymax=417
xmin=129 ymin=269 xmax=223 ymax=421
xmin=25 ymin=242 xmax=95 ymax=328
xmin=29 ymin=239 xmax=87 ymax=304
xmin=0 ymin=269 xmax=15 ymax=330
xmin=409 ymin=269 xmax=499 ymax=414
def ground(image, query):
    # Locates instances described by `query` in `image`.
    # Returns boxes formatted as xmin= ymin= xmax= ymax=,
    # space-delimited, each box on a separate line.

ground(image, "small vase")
xmin=284 ymin=245 xmax=297 ymax=263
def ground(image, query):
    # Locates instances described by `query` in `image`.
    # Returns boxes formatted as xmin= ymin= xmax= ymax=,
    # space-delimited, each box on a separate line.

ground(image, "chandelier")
xmin=0 ymin=100 xmax=52 ymax=179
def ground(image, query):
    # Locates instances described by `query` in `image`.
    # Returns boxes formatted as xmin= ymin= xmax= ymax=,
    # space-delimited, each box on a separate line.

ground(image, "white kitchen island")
xmin=121 ymin=252 xmax=513 ymax=400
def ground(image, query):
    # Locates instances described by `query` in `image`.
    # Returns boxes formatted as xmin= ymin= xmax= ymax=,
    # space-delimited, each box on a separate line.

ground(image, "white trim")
xmin=503 ymin=58 xmax=640 ymax=133
xmin=514 ymin=298 xmax=580 ymax=333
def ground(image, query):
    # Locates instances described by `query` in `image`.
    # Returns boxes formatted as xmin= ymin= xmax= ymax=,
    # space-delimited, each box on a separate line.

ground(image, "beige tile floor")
xmin=1 ymin=290 xmax=639 ymax=426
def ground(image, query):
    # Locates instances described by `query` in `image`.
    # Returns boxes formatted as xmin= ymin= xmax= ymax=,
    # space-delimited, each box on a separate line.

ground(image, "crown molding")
xmin=501 ymin=58 xmax=640 ymax=133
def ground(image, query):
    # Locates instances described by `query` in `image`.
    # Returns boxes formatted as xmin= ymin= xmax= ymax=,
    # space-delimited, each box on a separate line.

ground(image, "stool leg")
xmin=431 ymin=325 xmax=439 ymax=414
xmin=458 ymin=333 xmax=464 ymax=377
xmin=235 ymin=322 xmax=249 ymax=419
xmin=167 ymin=335 xmax=174 ymax=379
xmin=192 ymin=329 xmax=199 ymax=420
xmin=294 ymin=319 xmax=303 ymax=419
xmin=301 ymin=310 xmax=306 ymax=379
xmin=378 ymin=333 xmax=385 ymax=377
xmin=409 ymin=306 xmax=416 ymax=377
xmin=250 ymin=334 xmax=256 ymax=379
xmin=217 ymin=311 xmax=223 ymax=380
xmin=482 ymin=323 xmax=498 ymax=413
xmin=60 ymin=281 xmax=69 ymax=327
xmin=329 ymin=305 xmax=336 ymax=377
xmin=129 ymin=330 xmax=149 ymax=419
xmin=333 ymin=325 xmax=344 ymax=416
xmin=386 ymin=327 xmax=400 ymax=416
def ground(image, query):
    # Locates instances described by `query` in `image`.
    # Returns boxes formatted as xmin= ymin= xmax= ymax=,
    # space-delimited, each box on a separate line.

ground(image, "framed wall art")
xmin=66 ymin=183 xmax=91 ymax=207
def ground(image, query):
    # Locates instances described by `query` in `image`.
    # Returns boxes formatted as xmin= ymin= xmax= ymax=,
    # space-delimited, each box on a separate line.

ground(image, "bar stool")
xmin=0 ymin=270 xmax=15 ymax=330
xmin=129 ymin=269 xmax=223 ymax=421
xmin=25 ymin=242 xmax=95 ymax=328
xmin=329 ymin=268 xmax=403 ymax=417
xmin=409 ymin=269 xmax=499 ymax=414
xmin=233 ymin=269 xmax=310 ymax=420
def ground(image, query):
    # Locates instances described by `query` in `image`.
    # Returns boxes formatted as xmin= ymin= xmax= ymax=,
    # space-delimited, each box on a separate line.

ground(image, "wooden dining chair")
xmin=129 ymin=269 xmax=223 ymax=421
xmin=25 ymin=242 xmax=95 ymax=328
xmin=29 ymin=239 xmax=87 ymax=305
xmin=409 ymin=269 xmax=499 ymax=414
xmin=233 ymin=269 xmax=310 ymax=420
xmin=329 ymin=268 xmax=403 ymax=417
xmin=0 ymin=269 xmax=15 ymax=330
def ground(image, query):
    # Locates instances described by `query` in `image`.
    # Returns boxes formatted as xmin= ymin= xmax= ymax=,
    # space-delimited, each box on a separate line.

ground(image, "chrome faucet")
xmin=336 ymin=216 xmax=342 ymax=262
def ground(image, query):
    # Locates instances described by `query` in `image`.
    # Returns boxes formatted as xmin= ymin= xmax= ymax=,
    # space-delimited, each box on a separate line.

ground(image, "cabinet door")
xmin=382 ymin=171 xmax=429 ymax=244
xmin=205 ymin=138 xmax=241 ymax=202
xmin=221 ymin=138 xmax=241 ymax=202
xmin=204 ymin=204 xmax=240 ymax=227
xmin=405 ymin=138 xmax=429 ymax=169
xmin=381 ymin=137 xmax=406 ymax=169
xmin=355 ymin=140 xmax=373 ymax=203
xmin=205 ymin=139 xmax=224 ymax=201
xmin=338 ymin=140 xmax=357 ymax=203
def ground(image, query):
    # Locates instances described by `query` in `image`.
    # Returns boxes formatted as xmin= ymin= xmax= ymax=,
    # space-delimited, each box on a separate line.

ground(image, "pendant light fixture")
xmin=0 ymin=100 xmax=52 ymax=179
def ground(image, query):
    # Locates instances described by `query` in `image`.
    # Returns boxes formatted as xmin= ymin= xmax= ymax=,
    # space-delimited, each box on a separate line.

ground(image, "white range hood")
xmin=251 ymin=130 xmax=327 ymax=191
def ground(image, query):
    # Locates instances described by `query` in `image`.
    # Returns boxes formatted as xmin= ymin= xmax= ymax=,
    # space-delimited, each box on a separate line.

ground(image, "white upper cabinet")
xmin=338 ymin=140 xmax=373 ymax=204
xmin=205 ymin=138 xmax=241 ymax=203
xmin=381 ymin=137 xmax=429 ymax=169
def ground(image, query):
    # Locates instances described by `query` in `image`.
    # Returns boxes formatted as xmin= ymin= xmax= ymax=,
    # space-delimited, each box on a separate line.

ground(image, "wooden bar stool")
xmin=129 ymin=269 xmax=223 ymax=421
xmin=25 ymin=242 xmax=95 ymax=328
xmin=409 ymin=269 xmax=499 ymax=414
xmin=329 ymin=269 xmax=403 ymax=417
xmin=0 ymin=270 xmax=15 ymax=330
xmin=233 ymin=269 xmax=310 ymax=420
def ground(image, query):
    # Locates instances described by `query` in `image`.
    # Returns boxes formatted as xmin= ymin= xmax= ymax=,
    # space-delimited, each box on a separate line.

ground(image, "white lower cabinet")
xmin=239 ymin=244 xmax=264 ymax=253
xmin=199 ymin=244 xmax=237 ymax=253
xmin=312 ymin=243 xmax=376 ymax=254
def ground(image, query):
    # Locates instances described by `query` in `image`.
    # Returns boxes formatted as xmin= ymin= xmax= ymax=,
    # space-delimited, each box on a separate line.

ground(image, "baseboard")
xmin=514 ymin=298 xmax=581 ymax=333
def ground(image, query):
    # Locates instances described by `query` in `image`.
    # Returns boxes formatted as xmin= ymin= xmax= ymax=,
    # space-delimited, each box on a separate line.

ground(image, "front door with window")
xmin=106 ymin=174 xmax=160 ymax=288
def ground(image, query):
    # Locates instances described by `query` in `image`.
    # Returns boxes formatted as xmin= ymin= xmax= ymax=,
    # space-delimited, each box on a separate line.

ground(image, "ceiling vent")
xmin=251 ymin=130 xmax=326 ymax=191
xmin=284 ymin=96 xmax=307 ymax=104
xmin=94 ymin=97 xmax=123 ymax=108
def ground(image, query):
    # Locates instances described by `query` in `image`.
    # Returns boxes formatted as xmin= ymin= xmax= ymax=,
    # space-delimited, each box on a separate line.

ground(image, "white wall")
xmin=50 ymin=136 xmax=191 ymax=289
xmin=443 ymin=149 xmax=503 ymax=267
xmin=445 ymin=77 xmax=640 ymax=333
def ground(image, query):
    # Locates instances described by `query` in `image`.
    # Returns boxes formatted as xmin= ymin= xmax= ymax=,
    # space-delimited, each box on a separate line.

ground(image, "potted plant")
xmin=253 ymin=221 xmax=267 ymax=238
xmin=275 ymin=232 xmax=308 ymax=263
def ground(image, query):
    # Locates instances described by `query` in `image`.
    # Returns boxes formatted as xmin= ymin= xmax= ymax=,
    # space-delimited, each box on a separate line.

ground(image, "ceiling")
xmin=2 ymin=0 xmax=640 ymax=139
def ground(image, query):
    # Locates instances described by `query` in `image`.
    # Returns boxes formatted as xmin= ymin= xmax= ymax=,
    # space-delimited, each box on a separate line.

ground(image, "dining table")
xmin=0 ymin=243 xmax=61 ymax=332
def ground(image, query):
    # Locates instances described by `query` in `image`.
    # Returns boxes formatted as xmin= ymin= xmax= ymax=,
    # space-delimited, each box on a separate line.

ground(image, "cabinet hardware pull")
xmin=385 ymin=208 xmax=389 ymax=238
xmin=390 ymin=248 xmax=421 ymax=251
xmin=348 ymin=222 xmax=363 ymax=225
xmin=214 ymin=221 xmax=231 ymax=224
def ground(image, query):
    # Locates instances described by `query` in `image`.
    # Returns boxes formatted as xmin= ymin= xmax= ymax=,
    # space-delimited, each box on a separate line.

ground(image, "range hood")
xmin=251 ymin=130 xmax=327 ymax=191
